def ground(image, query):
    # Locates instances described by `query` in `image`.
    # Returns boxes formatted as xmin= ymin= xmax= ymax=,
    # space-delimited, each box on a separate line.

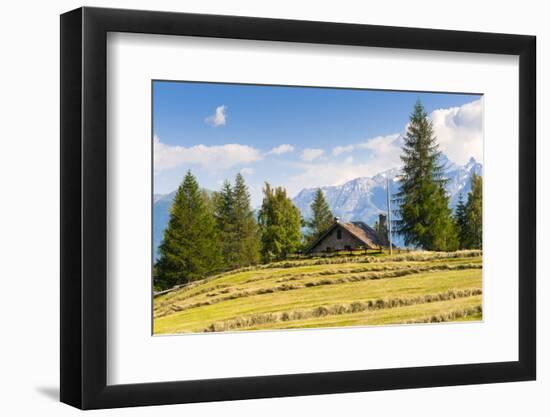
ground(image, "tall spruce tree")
xmin=305 ymin=188 xmax=334 ymax=245
xmin=394 ymin=100 xmax=458 ymax=251
xmin=257 ymin=183 xmax=302 ymax=262
xmin=232 ymin=173 xmax=260 ymax=266
xmin=213 ymin=180 xmax=238 ymax=268
xmin=465 ymin=173 xmax=482 ymax=249
xmin=155 ymin=170 xmax=222 ymax=290
xmin=454 ymin=193 xmax=469 ymax=249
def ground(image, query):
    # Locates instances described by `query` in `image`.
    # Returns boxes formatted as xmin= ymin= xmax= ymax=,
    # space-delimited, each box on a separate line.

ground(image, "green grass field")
xmin=153 ymin=250 xmax=482 ymax=334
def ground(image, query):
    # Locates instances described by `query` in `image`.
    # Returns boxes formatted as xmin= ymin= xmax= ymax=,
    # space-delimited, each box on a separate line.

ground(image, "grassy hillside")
xmin=153 ymin=250 xmax=482 ymax=334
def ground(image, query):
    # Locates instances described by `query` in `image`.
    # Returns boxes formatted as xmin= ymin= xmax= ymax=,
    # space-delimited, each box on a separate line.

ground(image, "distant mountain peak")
xmin=292 ymin=153 xmax=482 ymax=225
xmin=153 ymin=153 xmax=482 ymax=257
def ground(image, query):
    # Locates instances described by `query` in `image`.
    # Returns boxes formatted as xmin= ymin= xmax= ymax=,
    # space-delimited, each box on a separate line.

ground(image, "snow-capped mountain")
xmin=443 ymin=156 xmax=483 ymax=208
xmin=293 ymin=167 xmax=401 ymax=225
xmin=292 ymin=155 xmax=482 ymax=226
xmin=153 ymin=191 xmax=176 ymax=260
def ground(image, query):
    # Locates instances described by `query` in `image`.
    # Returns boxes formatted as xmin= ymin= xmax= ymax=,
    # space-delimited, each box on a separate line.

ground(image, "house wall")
xmin=310 ymin=225 xmax=364 ymax=253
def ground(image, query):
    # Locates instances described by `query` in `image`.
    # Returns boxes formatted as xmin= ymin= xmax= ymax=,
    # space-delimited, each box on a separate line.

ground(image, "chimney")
xmin=378 ymin=213 xmax=387 ymax=229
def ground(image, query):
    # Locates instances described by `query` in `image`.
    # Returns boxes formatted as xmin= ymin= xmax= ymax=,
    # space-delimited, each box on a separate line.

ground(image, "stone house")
xmin=306 ymin=216 xmax=388 ymax=254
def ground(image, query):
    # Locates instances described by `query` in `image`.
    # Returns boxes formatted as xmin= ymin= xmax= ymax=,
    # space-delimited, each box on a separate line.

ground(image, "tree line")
xmin=155 ymin=172 xmax=334 ymax=290
xmin=155 ymin=99 xmax=482 ymax=290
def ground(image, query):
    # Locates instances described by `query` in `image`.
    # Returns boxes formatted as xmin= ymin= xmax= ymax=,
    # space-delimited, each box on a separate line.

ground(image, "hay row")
xmin=259 ymin=250 xmax=482 ymax=270
xmin=154 ymin=263 xmax=482 ymax=318
xmin=275 ymin=262 xmax=481 ymax=283
xmin=154 ymin=250 xmax=482 ymax=298
xmin=157 ymin=259 xmax=479 ymax=311
xmin=203 ymin=288 xmax=483 ymax=332
xmin=154 ymin=282 xmax=234 ymax=313
xmin=402 ymin=305 xmax=483 ymax=324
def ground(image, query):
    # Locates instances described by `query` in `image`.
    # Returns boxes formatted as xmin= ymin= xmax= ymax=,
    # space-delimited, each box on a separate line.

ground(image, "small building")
xmin=306 ymin=216 xmax=388 ymax=254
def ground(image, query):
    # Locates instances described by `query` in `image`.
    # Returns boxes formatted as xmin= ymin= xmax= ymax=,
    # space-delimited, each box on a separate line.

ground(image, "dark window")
xmin=337 ymin=229 xmax=342 ymax=240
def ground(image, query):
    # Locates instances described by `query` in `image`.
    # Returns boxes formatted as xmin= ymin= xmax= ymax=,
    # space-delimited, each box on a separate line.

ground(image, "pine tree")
xmin=155 ymin=170 xmax=222 ymax=290
xmin=258 ymin=183 xmax=302 ymax=262
xmin=454 ymin=193 xmax=469 ymax=249
xmin=465 ymin=173 xmax=482 ymax=249
xmin=305 ymin=188 xmax=333 ymax=245
xmin=232 ymin=173 xmax=260 ymax=266
xmin=394 ymin=100 xmax=458 ymax=251
xmin=213 ymin=180 xmax=238 ymax=268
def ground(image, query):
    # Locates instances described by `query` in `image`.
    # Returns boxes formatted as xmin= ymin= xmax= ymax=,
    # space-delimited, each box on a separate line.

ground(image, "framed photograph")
xmin=60 ymin=7 xmax=536 ymax=409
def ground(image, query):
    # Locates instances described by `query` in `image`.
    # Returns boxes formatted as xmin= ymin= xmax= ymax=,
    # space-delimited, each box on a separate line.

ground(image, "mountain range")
xmin=153 ymin=155 xmax=482 ymax=258
xmin=293 ymin=155 xmax=482 ymax=225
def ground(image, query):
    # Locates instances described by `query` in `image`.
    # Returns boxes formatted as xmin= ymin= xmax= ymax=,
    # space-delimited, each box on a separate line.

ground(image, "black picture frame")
xmin=60 ymin=6 xmax=536 ymax=410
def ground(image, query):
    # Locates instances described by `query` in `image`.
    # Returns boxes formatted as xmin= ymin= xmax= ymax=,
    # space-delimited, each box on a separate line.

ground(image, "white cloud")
xmin=301 ymin=148 xmax=324 ymax=162
xmin=430 ymin=98 xmax=483 ymax=165
xmin=287 ymin=133 xmax=403 ymax=195
xmin=287 ymin=160 xmax=374 ymax=197
xmin=331 ymin=133 xmax=402 ymax=160
xmin=286 ymin=99 xmax=482 ymax=195
xmin=154 ymin=136 xmax=262 ymax=172
xmin=266 ymin=144 xmax=295 ymax=155
xmin=205 ymin=105 xmax=227 ymax=127
xmin=356 ymin=133 xmax=403 ymax=169
xmin=240 ymin=167 xmax=254 ymax=175
xmin=332 ymin=144 xmax=354 ymax=156
xmin=357 ymin=133 xmax=401 ymax=153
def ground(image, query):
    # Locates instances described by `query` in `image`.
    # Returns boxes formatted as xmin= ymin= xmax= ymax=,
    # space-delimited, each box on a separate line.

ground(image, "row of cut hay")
xmin=154 ymin=250 xmax=482 ymax=298
xmin=257 ymin=250 xmax=482 ymax=270
xmin=154 ymin=265 xmax=266 ymax=299
xmin=154 ymin=283 xmax=236 ymax=314
xmin=402 ymin=305 xmax=483 ymax=324
xmin=155 ymin=263 xmax=482 ymax=318
xmin=275 ymin=262 xmax=481 ymax=283
xmin=156 ymin=282 xmax=302 ymax=318
xmin=203 ymin=288 xmax=483 ymax=332
xmin=159 ymin=256 xmax=479 ymax=308
xmin=241 ymin=262 xmax=425 ymax=285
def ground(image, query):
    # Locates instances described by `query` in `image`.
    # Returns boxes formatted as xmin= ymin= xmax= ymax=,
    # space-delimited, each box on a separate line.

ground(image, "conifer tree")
xmin=394 ymin=100 xmax=458 ymax=251
xmin=232 ymin=173 xmax=260 ymax=266
xmin=465 ymin=173 xmax=483 ymax=249
xmin=213 ymin=180 xmax=238 ymax=268
xmin=454 ymin=193 xmax=469 ymax=249
xmin=258 ymin=183 xmax=302 ymax=262
xmin=305 ymin=188 xmax=334 ymax=245
xmin=155 ymin=170 xmax=222 ymax=290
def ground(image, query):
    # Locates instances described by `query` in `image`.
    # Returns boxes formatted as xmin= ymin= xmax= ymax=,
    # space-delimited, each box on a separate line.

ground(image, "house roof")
xmin=340 ymin=221 xmax=383 ymax=248
xmin=306 ymin=220 xmax=386 ymax=253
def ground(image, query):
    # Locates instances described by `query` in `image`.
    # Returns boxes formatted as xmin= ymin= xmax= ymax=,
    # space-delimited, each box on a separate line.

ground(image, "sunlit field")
xmin=154 ymin=250 xmax=482 ymax=334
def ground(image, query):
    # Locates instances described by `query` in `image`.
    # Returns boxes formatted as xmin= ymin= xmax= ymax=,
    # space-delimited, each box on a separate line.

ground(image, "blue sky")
xmin=153 ymin=81 xmax=483 ymax=207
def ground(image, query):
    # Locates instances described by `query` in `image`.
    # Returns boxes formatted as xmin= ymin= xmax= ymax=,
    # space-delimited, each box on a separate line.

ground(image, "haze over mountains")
xmin=153 ymin=154 xmax=482 ymax=258
xmin=293 ymin=154 xmax=481 ymax=225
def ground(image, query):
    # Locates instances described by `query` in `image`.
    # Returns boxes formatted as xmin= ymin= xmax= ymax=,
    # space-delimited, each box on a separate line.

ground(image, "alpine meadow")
xmin=153 ymin=82 xmax=483 ymax=334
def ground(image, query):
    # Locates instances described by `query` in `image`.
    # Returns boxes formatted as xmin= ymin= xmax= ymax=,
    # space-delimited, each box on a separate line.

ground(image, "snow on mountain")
xmin=444 ymin=156 xmax=483 ymax=207
xmin=152 ymin=155 xmax=482 ymax=257
xmin=292 ymin=155 xmax=482 ymax=225
xmin=153 ymin=191 xmax=176 ymax=260
xmin=293 ymin=167 xmax=401 ymax=226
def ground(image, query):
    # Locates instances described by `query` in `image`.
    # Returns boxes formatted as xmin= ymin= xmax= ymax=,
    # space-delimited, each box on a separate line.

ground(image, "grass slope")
xmin=154 ymin=250 xmax=482 ymax=334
